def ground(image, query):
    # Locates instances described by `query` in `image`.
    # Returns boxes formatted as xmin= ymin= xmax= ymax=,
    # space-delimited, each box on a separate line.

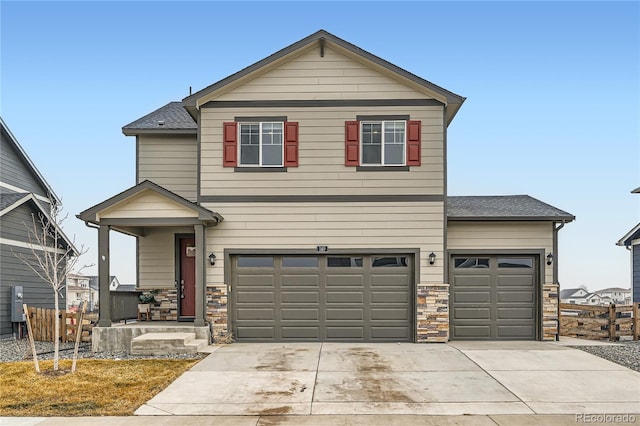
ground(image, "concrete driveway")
xmin=136 ymin=340 xmax=640 ymax=417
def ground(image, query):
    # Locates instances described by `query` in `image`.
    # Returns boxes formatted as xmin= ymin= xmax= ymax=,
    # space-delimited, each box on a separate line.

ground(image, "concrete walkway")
xmin=134 ymin=339 xmax=639 ymax=417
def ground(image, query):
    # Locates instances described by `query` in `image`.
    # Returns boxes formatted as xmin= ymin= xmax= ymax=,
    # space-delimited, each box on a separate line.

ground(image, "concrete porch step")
xmin=130 ymin=332 xmax=209 ymax=356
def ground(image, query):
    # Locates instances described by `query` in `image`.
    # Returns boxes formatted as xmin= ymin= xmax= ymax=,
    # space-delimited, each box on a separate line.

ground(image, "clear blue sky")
xmin=2 ymin=1 xmax=639 ymax=292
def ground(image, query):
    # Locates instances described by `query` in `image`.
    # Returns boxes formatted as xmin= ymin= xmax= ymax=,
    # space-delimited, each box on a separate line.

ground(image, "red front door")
xmin=179 ymin=237 xmax=196 ymax=318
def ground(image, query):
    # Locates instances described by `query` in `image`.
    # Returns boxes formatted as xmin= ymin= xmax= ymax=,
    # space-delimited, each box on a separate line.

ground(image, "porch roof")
xmin=77 ymin=180 xmax=223 ymax=236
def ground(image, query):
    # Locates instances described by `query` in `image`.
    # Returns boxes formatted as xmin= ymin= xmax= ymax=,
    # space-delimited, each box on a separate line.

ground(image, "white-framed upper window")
xmin=239 ymin=122 xmax=283 ymax=167
xmin=361 ymin=121 xmax=406 ymax=166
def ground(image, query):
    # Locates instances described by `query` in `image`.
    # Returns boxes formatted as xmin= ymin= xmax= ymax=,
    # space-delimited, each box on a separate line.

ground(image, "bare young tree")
xmin=14 ymin=196 xmax=90 ymax=371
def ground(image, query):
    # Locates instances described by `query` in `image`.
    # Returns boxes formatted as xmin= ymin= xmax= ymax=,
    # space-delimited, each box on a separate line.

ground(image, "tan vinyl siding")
xmin=204 ymin=201 xmax=445 ymax=285
xmin=137 ymin=226 xmax=193 ymax=289
xmin=447 ymin=221 xmax=554 ymax=284
xmin=138 ymin=134 xmax=197 ymax=201
xmin=99 ymin=190 xmax=198 ymax=219
xmin=200 ymin=105 xmax=444 ymax=196
xmin=211 ymin=45 xmax=432 ymax=102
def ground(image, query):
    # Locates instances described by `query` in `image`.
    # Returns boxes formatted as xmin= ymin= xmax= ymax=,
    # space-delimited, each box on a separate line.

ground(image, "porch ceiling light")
xmin=209 ymin=253 xmax=216 ymax=266
xmin=428 ymin=252 xmax=436 ymax=265
xmin=546 ymin=253 xmax=553 ymax=265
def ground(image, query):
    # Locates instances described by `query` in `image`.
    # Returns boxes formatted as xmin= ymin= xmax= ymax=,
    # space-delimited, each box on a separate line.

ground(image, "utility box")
xmin=10 ymin=286 xmax=25 ymax=322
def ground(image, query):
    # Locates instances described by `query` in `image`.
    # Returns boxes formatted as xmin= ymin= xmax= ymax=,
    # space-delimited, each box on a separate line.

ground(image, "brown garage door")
xmin=450 ymin=255 xmax=538 ymax=340
xmin=231 ymin=254 xmax=413 ymax=342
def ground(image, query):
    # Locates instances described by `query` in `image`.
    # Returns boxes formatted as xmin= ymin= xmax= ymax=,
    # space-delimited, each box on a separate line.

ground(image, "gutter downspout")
xmin=553 ymin=221 xmax=566 ymax=341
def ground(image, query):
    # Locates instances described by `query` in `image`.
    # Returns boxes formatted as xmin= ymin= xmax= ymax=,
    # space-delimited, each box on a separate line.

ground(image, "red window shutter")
xmin=222 ymin=122 xmax=237 ymax=167
xmin=344 ymin=121 xmax=360 ymax=166
xmin=406 ymin=120 xmax=421 ymax=166
xmin=284 ymin=121 xmax=299 ymax=167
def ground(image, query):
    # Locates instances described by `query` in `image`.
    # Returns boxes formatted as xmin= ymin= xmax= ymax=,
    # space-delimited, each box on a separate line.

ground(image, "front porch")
xmin=78 ymin=181 xmax=224 ymax=353
xmin=92 ymin=321 xmax=211 ymax=353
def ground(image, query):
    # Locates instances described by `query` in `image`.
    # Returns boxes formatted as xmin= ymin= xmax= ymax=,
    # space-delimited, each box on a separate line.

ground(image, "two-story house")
xmin=0 ymin=117 xmax=77 ymax=337
xmin=79 ymin=30 xmax=574 ymax=347
xmin=594 ymin=287 xmax=632 ymax=305
xmin=559 ymin=288 xmax=590 ymax=305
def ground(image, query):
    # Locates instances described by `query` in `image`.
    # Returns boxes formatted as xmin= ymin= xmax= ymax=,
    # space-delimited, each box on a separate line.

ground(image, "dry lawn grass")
xmin=0 ymin=358 xmax=200 ymax=416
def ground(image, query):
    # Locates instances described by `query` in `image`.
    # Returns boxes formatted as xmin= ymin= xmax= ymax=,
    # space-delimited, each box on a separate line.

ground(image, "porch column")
xmin=98 ymin=224 xmax=112 ymax=327
xmin=194 ymin=223 xmax=206 ymax=326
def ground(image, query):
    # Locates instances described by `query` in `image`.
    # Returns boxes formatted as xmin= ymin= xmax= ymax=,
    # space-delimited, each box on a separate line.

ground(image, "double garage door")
xmin=450 ymin=255 xmax=538 ymax=340
xmin=231 ymin=254 xmax=413 ymax=342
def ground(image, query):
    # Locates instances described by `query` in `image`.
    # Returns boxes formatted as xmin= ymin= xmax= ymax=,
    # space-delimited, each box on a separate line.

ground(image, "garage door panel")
xmin=236 ymin=327 xmax=274 ymax=339
xmin=453 ymin=291 xmax=491 ymax=303
xmin=497 ymin=325 xmax=535 ymax=339
xmin=455 ymin=276 xmax=491 ymax=287
xmin=453 ymin=307 xmax=491 ymax=320
xmin=371 ymin=291 xmax=409 ymax=303
xmin=281 ymin=291 xmax=318 ymax=304
xmin=371 ymin=308 xmax=410 ymax=321
xmin=453 ymin=325 xmax=491 ymax=339
xmin=282 ymin=275 xmax=320 ymax=287
xmin=282 ymin=308 xmax=319 ymax=321
xmin=497 ymin=307 xmax=534 ymax=320
xmin=371 ymin=274 xmax=410 ymax=286
xmin=326 ymin=308 xmax=364 ymax=321
xmin=236 ymin=308 xmax=274 ymax=320
xmin=326 ymin=327 xmax=364 ymax=339
xmin=236 ymin=274 xmax=275 ymax=286
xmin=326 ymin=275 xmax=364 ymax=287
xmin=498 ymin=290 xmax=534 ymax=303
xmin=237 ymin=291 xmax=274 ymax=303
xmin=371 ymin=327 xmax=410 ymax=339
xmin=497 ymin=275 xmax=533 ymax=287
xmin=326 ymin=291 xmax=364 ymax=304
xmin=281 ymin=327 xmax=319 ymax=339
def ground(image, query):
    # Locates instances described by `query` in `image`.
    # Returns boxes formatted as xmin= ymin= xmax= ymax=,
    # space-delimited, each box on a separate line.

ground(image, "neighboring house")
xmin=103 ymin=275 xmax=122 ymax=292
xmin=0 ymin=118 xmax=77 ymax=337
xmin=584 ymin=293 xmax=611 ymax=306
xmin=560 ymin=288 xmax=589 ymax=304
xmin=66 ymin=273 xmax=92 ymax=311
xmin=594 ymin=287 xmax=631 ymax=305
xmin=78 ymin=30 xmax=574 ymax=343
xmin=616 ymin=187 xmax=640 ymax=303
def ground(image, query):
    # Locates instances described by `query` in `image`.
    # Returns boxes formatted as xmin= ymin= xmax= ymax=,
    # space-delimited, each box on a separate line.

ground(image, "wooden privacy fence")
xmin=560 ymin=302 xmax=640 ymax=341
xmin=25 ymin=306 xmax=93 ymax=343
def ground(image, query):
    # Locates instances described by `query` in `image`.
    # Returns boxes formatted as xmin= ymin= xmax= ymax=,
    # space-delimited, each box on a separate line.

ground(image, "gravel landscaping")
xmin=570 ymin=340 xmax=640 ymax=372
xmin=1 ymin=338 xmax=639 ymax=371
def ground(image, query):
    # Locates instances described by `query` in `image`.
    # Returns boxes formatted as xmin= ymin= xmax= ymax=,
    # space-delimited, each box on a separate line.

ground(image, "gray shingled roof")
xmin=0 ymin=192 xmax=28 ymax=211
xmin=447 ymin=195 xmax=574 ymax=221
xmin=559 ymin=288 xmax=585 ymax=299
xmin=122 ymin=102 xmax=196 ymax=135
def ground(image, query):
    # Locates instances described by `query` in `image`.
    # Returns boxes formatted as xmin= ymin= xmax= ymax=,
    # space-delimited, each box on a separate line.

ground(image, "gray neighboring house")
xmin=0 ymin=117 xmax=76 ymax=337
xmin=616 ymin=186 xmax=640 ymax=303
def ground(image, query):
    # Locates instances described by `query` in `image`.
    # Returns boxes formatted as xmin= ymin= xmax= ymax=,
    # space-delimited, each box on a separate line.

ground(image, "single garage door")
xmin=450 ymin=255 xmax=538 ymax=340
xmin=231 ymin=254 xmax=413 ymax=342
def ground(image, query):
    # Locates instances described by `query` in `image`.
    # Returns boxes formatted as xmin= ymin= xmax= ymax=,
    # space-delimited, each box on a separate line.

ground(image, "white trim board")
xmin=0 ymin=237 xmax=69 ymax=255
xmin=0 ymin=182 xmax=51 ymax=203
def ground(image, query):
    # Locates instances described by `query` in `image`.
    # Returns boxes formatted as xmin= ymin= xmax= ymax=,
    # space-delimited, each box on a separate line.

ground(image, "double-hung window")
xmin=240 ymin=122 xmax=283 ymax=167
xmin=345 ymin=118 xmax=421 ymax=167
xmin=223 ymin=120 xmax=299 ymax=168
xmin=361 ymin=121 xmax=405 ymax=166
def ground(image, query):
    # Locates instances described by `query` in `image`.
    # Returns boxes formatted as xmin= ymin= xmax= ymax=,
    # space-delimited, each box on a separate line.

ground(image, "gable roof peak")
xmin=1 ymin=117 xmax=60 ymax=203
xmin=182 ymin=29 xmax=465 ymax=125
